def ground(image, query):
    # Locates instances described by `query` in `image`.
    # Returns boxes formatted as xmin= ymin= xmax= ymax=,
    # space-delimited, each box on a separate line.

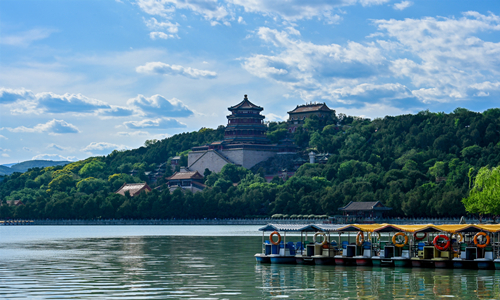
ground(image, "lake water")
xmin=1 ymin=225 xmax=499 ymax=299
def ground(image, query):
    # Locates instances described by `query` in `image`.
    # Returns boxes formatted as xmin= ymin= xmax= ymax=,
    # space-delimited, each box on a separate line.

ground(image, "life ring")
xmin=392 ymin=232 xmax=408 ymax=247
xmin=369 ymin=232 xmax=381 ymax=242
xmin=452 ymin=233 xmax=464 ymax=243
xmin=356 ymin=232 xmax=365 ymax=246
xmin=270 ymin=231 xmax=281 ymax=245
xmin=314 ymin=232 xmax=328 ymax=245
xmin=474 ymin=232 xmax=490 ymax=248
xmin=414 ymin=232 xmax=427 ymax=241
xmin=433 ymin=234 xmax=451 ymax=251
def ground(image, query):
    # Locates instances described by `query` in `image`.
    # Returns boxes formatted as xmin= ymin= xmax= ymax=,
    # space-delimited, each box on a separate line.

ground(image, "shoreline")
xmin=0 ymin=217 xmax=480 ymax=226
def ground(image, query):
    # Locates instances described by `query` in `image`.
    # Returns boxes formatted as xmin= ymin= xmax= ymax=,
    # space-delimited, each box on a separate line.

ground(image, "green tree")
xmin=462 ymin=166 xmax=500 ymax=216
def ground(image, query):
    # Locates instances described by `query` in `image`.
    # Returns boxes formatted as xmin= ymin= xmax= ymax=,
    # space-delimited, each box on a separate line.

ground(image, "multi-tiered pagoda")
xmin=187 ymin=95 xmax=297 ymax=173
xmin=224 ymin=95 xmax=270 ymax=144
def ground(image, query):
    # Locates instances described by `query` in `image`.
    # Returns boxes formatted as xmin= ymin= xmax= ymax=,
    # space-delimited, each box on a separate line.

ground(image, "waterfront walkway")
xmin=0 ymin=217 xmax=490 ymax=226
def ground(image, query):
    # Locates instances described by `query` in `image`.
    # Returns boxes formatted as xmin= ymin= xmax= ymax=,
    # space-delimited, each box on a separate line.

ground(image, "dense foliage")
xmin=1 ymin=108 xmax=500 ymax=220
xmin=462 ymin=166 xmax=500 ymax=217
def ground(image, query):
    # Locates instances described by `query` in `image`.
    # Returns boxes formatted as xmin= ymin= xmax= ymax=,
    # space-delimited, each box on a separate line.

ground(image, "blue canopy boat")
xmin=255 ymin=224 xmax=316 ymax=264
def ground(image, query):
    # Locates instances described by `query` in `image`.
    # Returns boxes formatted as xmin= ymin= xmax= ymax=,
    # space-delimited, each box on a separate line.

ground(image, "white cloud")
xmin=0 ymin=135 xmax=7 ymax=140
xmin=239 ymin=12 xmax=500 ymax=110
xmin=2 ymin=153 xmax=10 ymax=158
xmin=136 ymin=62 xmax=217 ymax=79
xmin=0 ymin=88 xmax=113 ymax=115
xmin=137 ymin=0 xmax=230 ymax=23
xmin=98 ymin=106 xmax=136 ymax=117
xmin=127 ymin=94 xmax=194 ymax=117
xmin=7 ymin=119 xmax=80 ymax=135
xmin=150 ymin=31 xmax=177 ymax=40
xmin=393 ymin=1 xmax=413 ymax=10
xmin=124 ymin=118 xmax=186 ymax=129
xmin=47 ymin=143 xmax=73 ymax=151
xmin=82 ymin=142 xmax=129 ymax=154
xmin=0 ymin=88 xmax=35 ymax=104
xmin=265 ymin=113 xmax=286 ymax=122
xmin=242 ymin=27 xmax=387 ymax=102
xmin=144 ymin=17 xmax=179 ymax=33
xmin=1 ymin=28 xmax=55 ymax=47
xmin=376 ymin=11 xmax=500 ymax=102
xmin=237 ymin=16 xmax=246 ymax=24
xmin=358 ymin=0 xmax=390 ymax=6
xmin=31 ymin=154 xmax=76 ymax=161
xmin=228 ymin=0 xmax=349 ymax=22
xmin=116 ymin=131 xmax=150 ymax=136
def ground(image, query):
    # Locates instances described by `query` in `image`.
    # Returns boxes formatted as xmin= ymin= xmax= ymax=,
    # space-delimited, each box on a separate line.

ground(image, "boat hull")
xmin=494 ymin=259 xmax=500 ymax=270
xmin=432 ymin=259 xmax=451 ymax=268
xmin=296 ymin=256 xmax=315 ymax=265
xmin=269 ymin=255 xmax=296 ymax=264
xmin=354 ymin=256 xmax=372 ymax=266
xmin=475 ymin=259 xmax=493 ymax=270
xmin=393 ymin=257 xmax=410 ymax=268
xmin=254 ymin=254 xmax=270 ymax=263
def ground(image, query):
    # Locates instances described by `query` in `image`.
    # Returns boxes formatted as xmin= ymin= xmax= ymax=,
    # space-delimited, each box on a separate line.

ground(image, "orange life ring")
xmin=433 ymin=234 xmax=451 ymax=251
xmin=474 ymin=232 xmax=490 ymax=248
xmin=392 ymin=232 xmax=408 ymax=247
xmin=414 ymin=232 xmax=427 ymax=241
xmin=270 ymin=231 xmax=281 ymax=245
xmin=356 ymin=232 xmax=365 ymax=246
xmin=314 ymin=232 xmax=328 ymax=245
xmin=452 ymin=233 xmax=464 ymax=243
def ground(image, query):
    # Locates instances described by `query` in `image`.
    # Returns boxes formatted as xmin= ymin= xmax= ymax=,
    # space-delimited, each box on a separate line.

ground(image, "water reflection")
xmin=256 ymin=261 xmax=500 ymax=299
xmin=1 ymin=232 xmax=500 ymax=299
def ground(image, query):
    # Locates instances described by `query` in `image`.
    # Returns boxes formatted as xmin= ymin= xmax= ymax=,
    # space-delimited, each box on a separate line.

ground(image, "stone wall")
xmin=188 ymin=150 xmax=231 ymax=174
xmin=221 ymin=148 xmax=277 ymax=169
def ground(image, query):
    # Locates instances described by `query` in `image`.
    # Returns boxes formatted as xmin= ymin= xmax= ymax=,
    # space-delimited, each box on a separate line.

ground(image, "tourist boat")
xmin=295 ymin=225 xmax=332 ymax=265
xmin=370 ymin=224 xmax=416 ymax=267
xmin=308 ymin=224 xmax=344 ymax=265
xmin=255 ymin=224 xmax=315 ymax=264
xmin=332 ymin=224 xmax=382 ymax=266
xmin=254 ymin=222 xmax=500 ymax=269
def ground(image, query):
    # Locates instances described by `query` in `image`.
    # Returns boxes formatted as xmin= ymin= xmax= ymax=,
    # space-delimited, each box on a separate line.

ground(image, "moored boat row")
xmin=255 ymin=223 xmax=500 ymax=269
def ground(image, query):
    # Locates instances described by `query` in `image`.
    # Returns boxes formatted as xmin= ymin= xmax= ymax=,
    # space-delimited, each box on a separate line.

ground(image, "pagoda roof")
xmin=228 ymin=95 xmax=263 ymax=111
xmin=338 ymin=201 xmax=392 ymax=211
xmin=115 ymin=183 xmax=152 ymax=197
xmin=167 ymin=171 xmax=204 ymax=180
xmin=288 ymin=103 xmax=333 ymax=114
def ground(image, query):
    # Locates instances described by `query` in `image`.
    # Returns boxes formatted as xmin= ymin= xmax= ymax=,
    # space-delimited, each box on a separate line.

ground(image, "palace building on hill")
xmin=187 ymin=95 xmax=297 ymax=174
xmin=287 ymin=102 xmax=335 ymax=133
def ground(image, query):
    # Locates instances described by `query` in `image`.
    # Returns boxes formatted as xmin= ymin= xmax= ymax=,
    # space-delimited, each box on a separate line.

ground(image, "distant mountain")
xmin=0 ymin=160 xmax=71 ymax=176
xmin=1 ymin=163 xmax=17 ymax=167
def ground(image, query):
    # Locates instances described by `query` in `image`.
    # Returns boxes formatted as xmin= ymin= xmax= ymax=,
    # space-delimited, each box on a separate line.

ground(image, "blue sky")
xmin=1 ymin=0 xmax=499 ymax=165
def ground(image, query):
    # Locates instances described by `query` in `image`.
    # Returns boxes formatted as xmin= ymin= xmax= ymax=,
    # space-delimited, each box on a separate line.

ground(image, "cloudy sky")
xmin=1 ymin=0 xmax=499 ymax=164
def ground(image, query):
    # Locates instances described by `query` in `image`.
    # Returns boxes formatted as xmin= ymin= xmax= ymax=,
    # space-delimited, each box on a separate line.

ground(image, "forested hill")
xmin=1 ymin=107 xmax=500 ymax=220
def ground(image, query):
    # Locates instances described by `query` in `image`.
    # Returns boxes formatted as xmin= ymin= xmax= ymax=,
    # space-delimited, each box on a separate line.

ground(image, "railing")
xmin=2 ymin=217 xmax=490 ymax=226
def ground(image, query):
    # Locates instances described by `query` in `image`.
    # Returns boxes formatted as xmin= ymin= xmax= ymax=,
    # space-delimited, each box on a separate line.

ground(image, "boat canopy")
xmin=334 ymin=224 xmax=385 ymax=232
xmin=258 ymin=224 xmax=317 ymax=232
xmin=310 ymin=224 xmax=347 ymax=232
xmin=476 ymin=224 xmax=500 ymax=233
xmin=259 ymin=223 xmax=500 ymax=234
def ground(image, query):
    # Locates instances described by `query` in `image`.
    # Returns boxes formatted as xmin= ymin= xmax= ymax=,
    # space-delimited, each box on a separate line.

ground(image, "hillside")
xmin=0 ymin=107 xmax=499 ymax=220
xmin=0 ymin=160 xmax=71 ymax=176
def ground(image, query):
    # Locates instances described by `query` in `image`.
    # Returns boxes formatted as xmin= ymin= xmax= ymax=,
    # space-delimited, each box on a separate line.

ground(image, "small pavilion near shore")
xmin=338 ymin=201 xmax=392 ymax=219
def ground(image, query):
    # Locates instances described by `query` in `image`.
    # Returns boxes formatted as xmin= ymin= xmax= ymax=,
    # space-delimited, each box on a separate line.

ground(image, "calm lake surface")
xmin=1 ymin=225 xmax=500 ymax=299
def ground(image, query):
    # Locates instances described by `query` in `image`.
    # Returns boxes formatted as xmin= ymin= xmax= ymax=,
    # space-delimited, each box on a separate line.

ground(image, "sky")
xmin=0 ymin=0 xmax=499 ymax=165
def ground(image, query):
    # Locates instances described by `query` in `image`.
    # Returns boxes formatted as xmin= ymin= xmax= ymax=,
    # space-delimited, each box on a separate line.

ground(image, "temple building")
xmin=338 ymin=201 xmax=392 ymax=219
xmin=167 ymin=169 xmax=206 ymax=193
xmin=287 ymin=102 xmax=335 ymax=133
xmin=115 ymin=183 xmax=152 ymax=197
xmin=187 ymin=95 xmax=297 ymax=174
